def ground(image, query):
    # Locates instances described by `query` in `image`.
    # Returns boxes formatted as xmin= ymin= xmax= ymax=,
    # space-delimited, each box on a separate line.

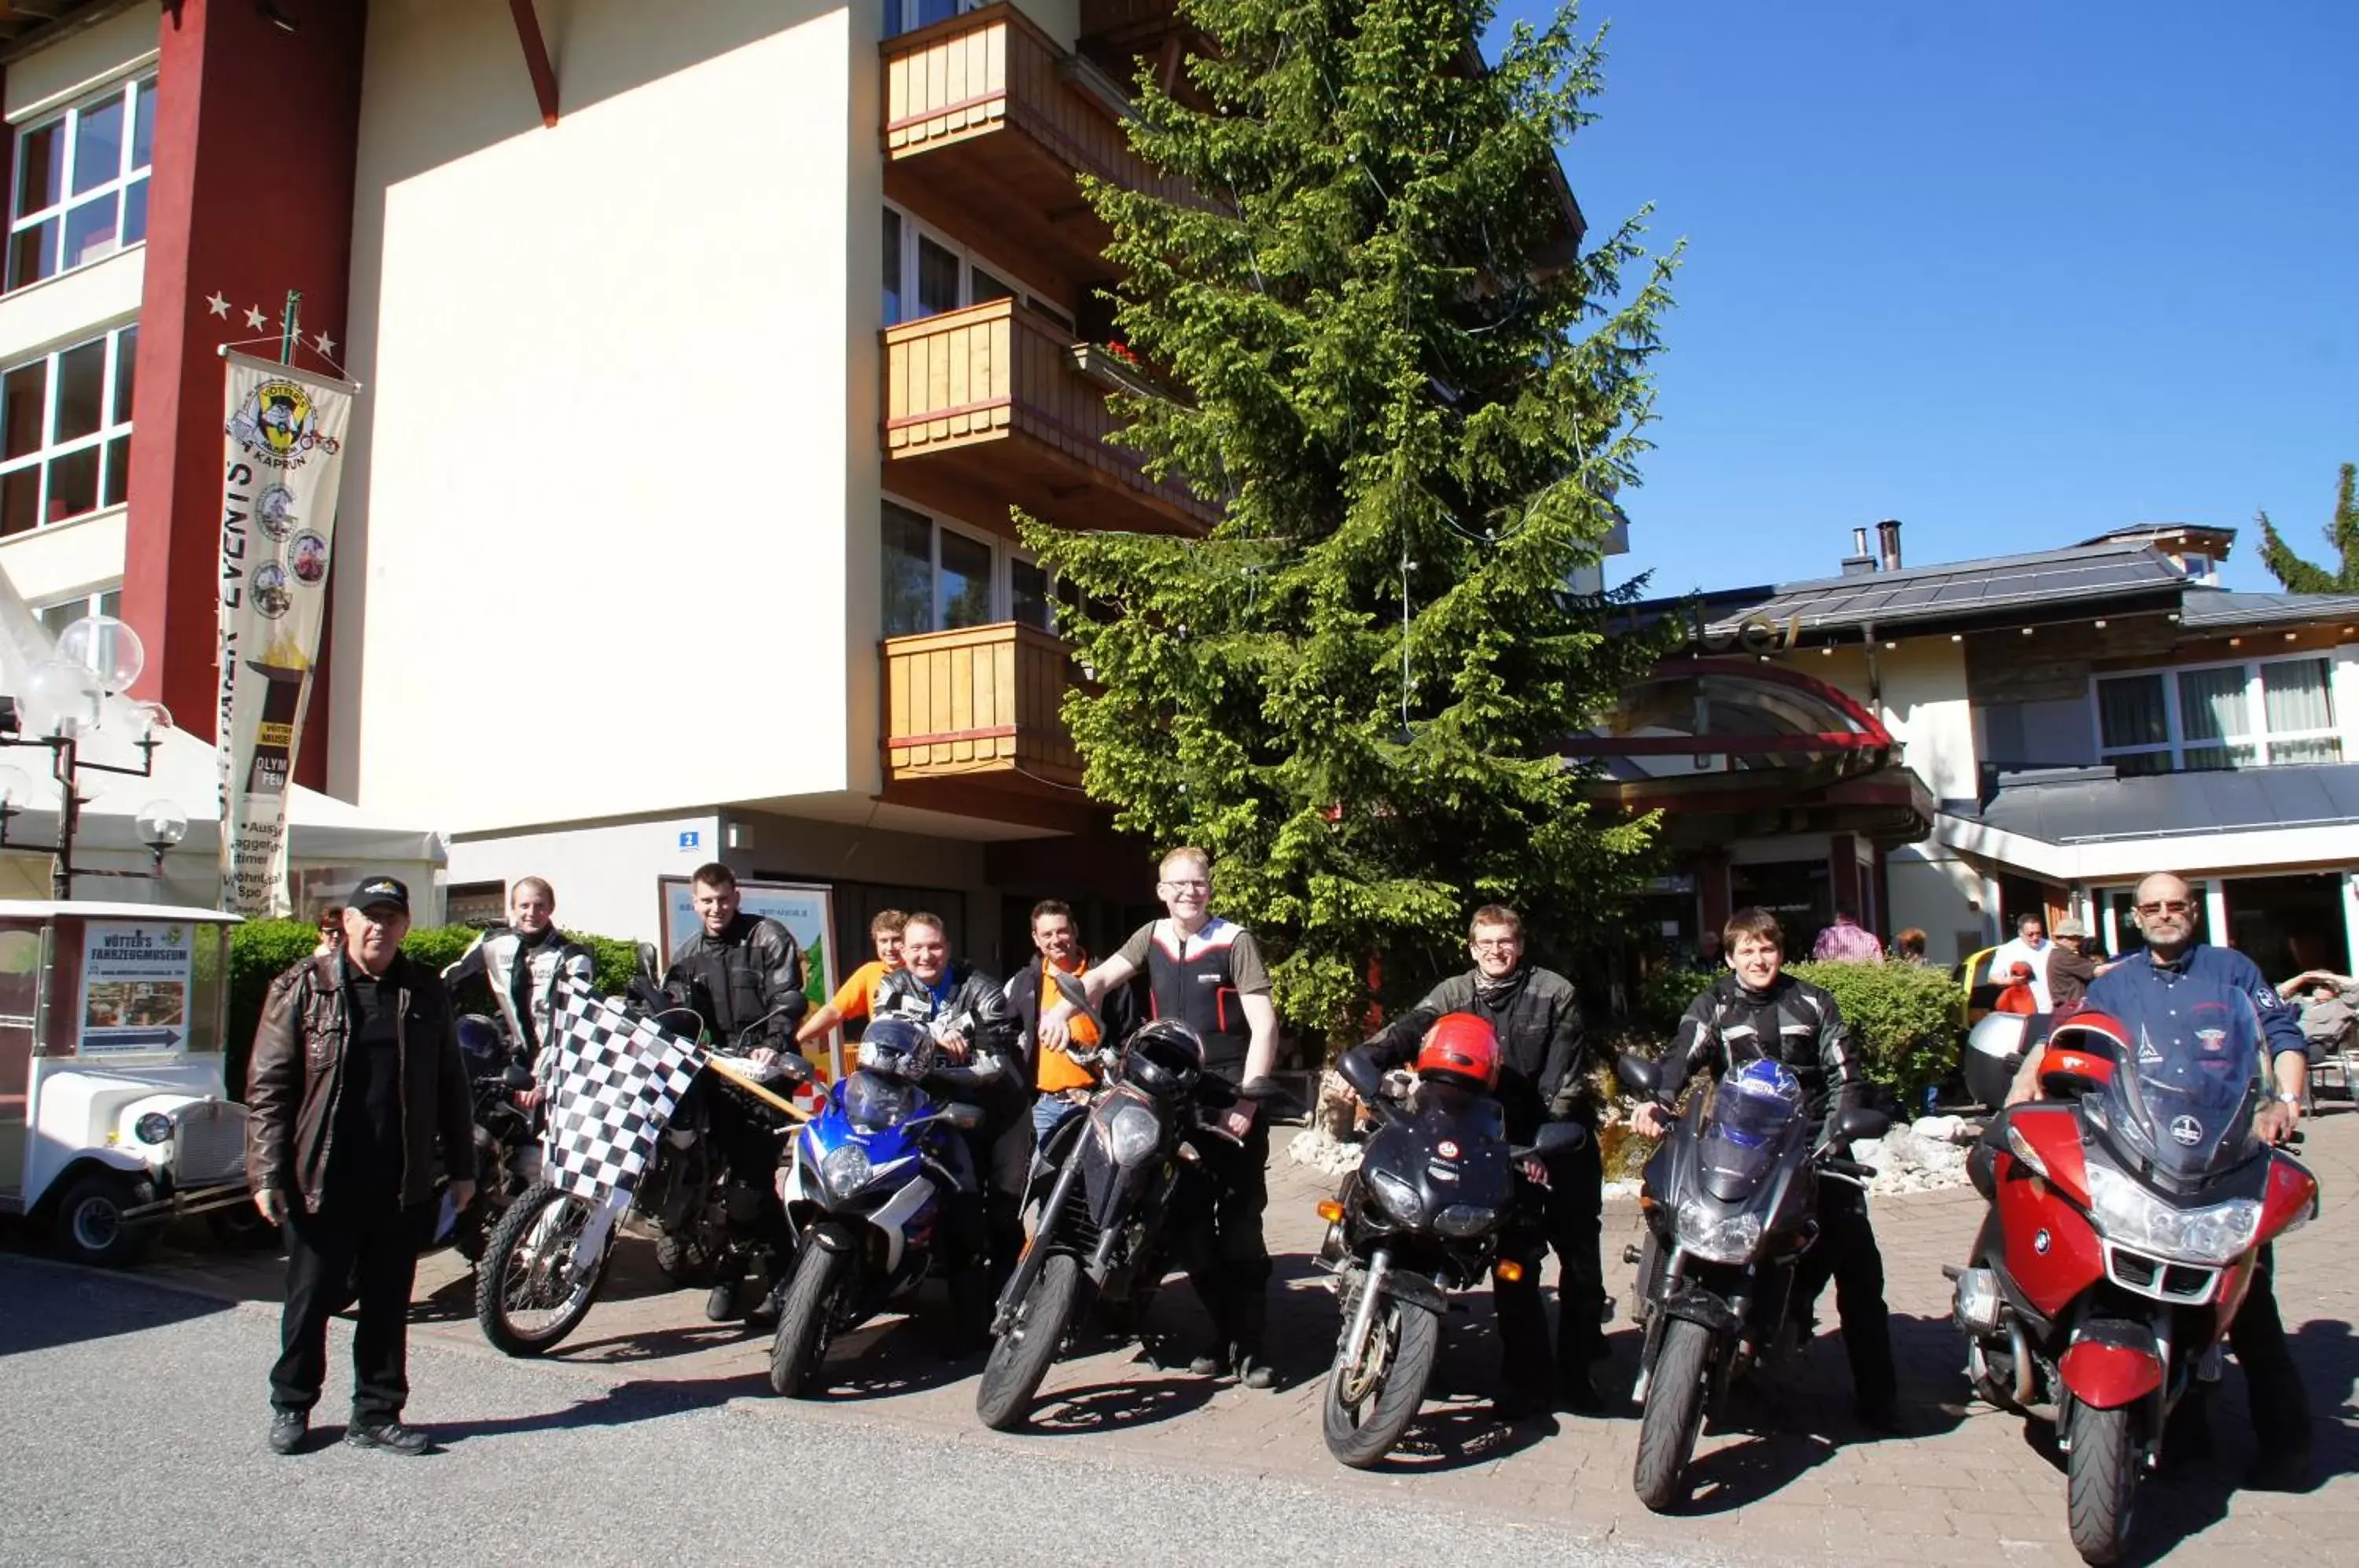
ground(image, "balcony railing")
xmin=883 ymin=296 xmax=1216 ymax=533
xmin=882 ymin=620 xmax=1084 ymax=789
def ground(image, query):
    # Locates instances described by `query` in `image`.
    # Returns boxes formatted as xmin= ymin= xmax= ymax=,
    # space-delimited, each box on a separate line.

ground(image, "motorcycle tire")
xmin=475 ymin=1183 xmax=609 ymax=1357
xmin=768 ymin=1241 xmax=850 ymax=1397
xmin=653 ymin=1230 xmax=719 ymax=1286
xmin=976 ymin=1251 xmax=1085 ymax=1431
xmin=2066 ymin=1401 xmax=2138 ymax=1566
xmin=1632 ymin=1316 xmax=1713 ymax=1511
xmin=1319 ymin=1290 xmax=1439 ymax=1468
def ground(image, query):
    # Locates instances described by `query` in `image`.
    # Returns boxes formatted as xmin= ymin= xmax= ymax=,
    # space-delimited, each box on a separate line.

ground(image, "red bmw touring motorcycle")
xmin=1948 ymin=1007 xmax=2319 ymax=1565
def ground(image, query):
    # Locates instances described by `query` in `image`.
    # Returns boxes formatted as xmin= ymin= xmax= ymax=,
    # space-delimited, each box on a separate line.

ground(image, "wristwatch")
xmin=2275 ymin=1091 xmax=2302 ymax=1106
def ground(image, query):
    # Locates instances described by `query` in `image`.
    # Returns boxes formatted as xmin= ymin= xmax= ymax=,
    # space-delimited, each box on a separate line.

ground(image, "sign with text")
xmin=79 ymin=921 xmax=194 ymax=1055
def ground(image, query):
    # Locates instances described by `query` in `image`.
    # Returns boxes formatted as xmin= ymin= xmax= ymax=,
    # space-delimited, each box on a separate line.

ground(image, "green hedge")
xmin=1629 ymin=959 xmax=1962 ymax=1108
xmin=225 ymin=920 xmax=642 ymax=1099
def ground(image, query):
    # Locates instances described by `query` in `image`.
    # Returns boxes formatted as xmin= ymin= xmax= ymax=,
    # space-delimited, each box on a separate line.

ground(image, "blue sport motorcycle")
xmin=767 ymin=1019 xmax=989 ymax=1396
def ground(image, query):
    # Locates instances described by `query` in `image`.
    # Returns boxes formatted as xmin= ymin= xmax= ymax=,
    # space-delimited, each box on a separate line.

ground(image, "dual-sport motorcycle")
xmin=1616 ymin=1051 xmax=1888 ymax=1511
xmin=442 ymin=1012 xmax=545 ymax=1261
xmin=473 ymin=956 xmax=805 ymax=1356
xmin=1948 ymin=1007 xmax=2319 ymax=1565
xmin=1312 ymin=1032 xmax=1585 ymax=1467
xmin=766 ymin=1018 xmax=992 ymax=1396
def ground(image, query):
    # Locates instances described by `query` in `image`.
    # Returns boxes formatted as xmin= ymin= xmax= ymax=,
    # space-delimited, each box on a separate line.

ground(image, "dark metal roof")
xmin=2177 ymin=589 xmax=2359 ymax=630
xmin=1702 ymin=540 xmax=2187 ymax=638
xmin=1978 ymin=763 xmax=2359 ymax=845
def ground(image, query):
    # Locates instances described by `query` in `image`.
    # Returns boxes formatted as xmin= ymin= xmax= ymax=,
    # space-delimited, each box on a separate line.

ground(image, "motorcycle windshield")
xmin=843 ymin=1069 xmax=919 ymax=1132
xmin=2100 ymin=992 xmax=2264 ymax=1183
xmin=1411 ymin=1080 xmax=1507 ymax=1145
xmin=1698 ymin=1059 xmax=1805 ymax=1197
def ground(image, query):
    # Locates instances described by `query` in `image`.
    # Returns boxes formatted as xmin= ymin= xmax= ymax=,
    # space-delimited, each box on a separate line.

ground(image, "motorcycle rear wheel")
xmin=1319 ymin=1290 xmax=1439 ymax=1468
xmin=653 ymin=1230 xmax=719 ymax=1286
xmin=475 ymin=1183 xmax=609 ymax=1357
xmin=976 ymin=1251 xmax=1084 ymax=1430
xmin=2066 ymin=1401 xmax=2138 ymax=1566
xmin=768 ymin=1241 xmax=850 ymax=1397
xmin=1633 ymin=1316 xmax=1713 ymax=1511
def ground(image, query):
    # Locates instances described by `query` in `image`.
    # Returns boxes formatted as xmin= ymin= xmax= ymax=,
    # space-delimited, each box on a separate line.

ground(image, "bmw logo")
xmin=2033 ymin=1230 xmax=2052 ymax=1255
xmin=1437 ymin=1139 xmax=1460 ymax=1159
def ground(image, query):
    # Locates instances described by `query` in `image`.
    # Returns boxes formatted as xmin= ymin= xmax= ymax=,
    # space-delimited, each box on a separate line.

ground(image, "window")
xmin=0 ymin=323 xmax=138 ymax=536
xmin=881 ymin=499 xmax=1054 ymax=635
xmin=9 ymin=75 xmax=156 ymax=292
xmin=883 ymin=0 xmax=985 ymax=39
xmin=34 ymin=584 xmax=120 ymax=636
xmin=2093 ymin=656 xmax=2342 ymax=774
xmin=881 ymin=203 xmax=1076 ymax=332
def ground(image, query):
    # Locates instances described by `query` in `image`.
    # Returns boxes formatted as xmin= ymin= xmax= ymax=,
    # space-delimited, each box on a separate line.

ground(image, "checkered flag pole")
xmin=542 ymin=979 xmax=708 ymax=1207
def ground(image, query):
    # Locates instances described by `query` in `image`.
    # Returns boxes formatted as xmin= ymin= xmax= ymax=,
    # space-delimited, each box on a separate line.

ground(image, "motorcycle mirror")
xmin=1050 ymin=970 xmax=1106 ymax=1028
xmin=1337 ymin=1046 xmax=1387 ymax=1102
xmin=943 ymin=1102 xmax=983 ymax=1131
xmin=1530 ymin=1121 xmax=1588 ymax=1155
xmin=634 ymin=941 xmax=661 ymax=985
xmin=775 ymin=1053 xmax=815 ymax=1085
xmin=1617 ymin=1053 xmax=1662 ymax=1097
xmin=501 ymin=1063 xmax=535 ymax=1091
xmin=1831 ymin=1105 xmax=1891 ymax=1143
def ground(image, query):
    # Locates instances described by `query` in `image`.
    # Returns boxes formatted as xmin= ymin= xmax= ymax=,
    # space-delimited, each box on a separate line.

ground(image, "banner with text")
xmin=215 ymin=350 xmax=357 ymax=917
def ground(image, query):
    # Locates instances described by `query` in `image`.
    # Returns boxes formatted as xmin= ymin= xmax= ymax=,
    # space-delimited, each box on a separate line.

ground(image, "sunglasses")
xmin=2134 ymin=900 xmax=2194 ymax=917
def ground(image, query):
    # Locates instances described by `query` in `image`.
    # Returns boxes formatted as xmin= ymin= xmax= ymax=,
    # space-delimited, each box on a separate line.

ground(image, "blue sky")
xmin=1489 ymin=1 xmax=2359 ymax=596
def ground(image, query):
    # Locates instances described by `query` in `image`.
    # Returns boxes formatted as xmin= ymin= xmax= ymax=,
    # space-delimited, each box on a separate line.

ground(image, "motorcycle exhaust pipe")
xmin=2008 ymin=1316 xmax=2034 ymax=1408
xmin=1339 ymin=1247 xmax=1393 ymax=1378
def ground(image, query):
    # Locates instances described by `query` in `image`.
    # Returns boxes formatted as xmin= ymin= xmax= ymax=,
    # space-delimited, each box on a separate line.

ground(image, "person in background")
xmin=440 ymin=877 xmax=595 ymax=1099
xmin=794 ymin=908 xmax=907 ymax=1060
xmin=1812 ymin=906 xmax=1885 ymax=963
xmin=1989 ymin=911 xmax=2055 ymax=1012
xmin=2042 ymin=917 xmax=2107 ymax=1014
xmin=1005 ymin=900 xmax=1136 ymax=1143
xmin=1892 ymin=928 xmax=1929 ymax=965
xmin=1696 ymin=929 xmax=1724 ymax=970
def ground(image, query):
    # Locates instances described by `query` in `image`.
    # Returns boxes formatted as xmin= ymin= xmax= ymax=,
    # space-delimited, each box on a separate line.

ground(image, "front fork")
xmin=1338 ymin=1246 xmax=1393 ymax=1379
xmin=993 ymin=1139 xmax=1091 ymax=1334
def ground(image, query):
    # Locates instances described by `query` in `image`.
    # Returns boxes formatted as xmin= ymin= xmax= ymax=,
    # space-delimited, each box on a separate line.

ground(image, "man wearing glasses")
xmin=1363 ymin=905 xmax=1602 ymax=1417
xmin=1039 ymin=846 xmax=1282 ymax=1387
xmin=2008 ymin=871 xmax=2313 ymax=1490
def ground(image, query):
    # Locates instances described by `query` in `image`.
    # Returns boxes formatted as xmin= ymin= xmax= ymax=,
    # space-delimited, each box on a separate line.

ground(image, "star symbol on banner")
xmin=244 ymin=304 xmax=270 ymax=332
xmin=311 ymin=330 xmax=336 ymax=359
xmin=205 ymin=292 xmax=231 ymax=318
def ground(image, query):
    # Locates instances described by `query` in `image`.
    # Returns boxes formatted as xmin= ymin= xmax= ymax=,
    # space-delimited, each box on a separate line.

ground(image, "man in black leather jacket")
xmin=1367 ymin=904 xmax=1604 ymax=1416
xmin=664 ymin=863 xmax=808 ymax=1051
xmin=873 ymin=911 xmax=1025 ymax=1342
xmin=1637 ymin=907 xmax=1899 ymax=1430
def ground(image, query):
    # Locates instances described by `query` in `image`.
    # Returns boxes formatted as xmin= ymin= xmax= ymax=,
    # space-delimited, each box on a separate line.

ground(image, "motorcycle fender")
xmin=808 ymin=1224 xmax=859 ymax=1255
xmin=1655 ymin=1279 xmax=1743 ymax=1340
xmin=1345 ymin=1262 xmax=1448 ymax=1317
xmin=2059 ymin=1323 xmax=2163 ymax=1410
xmin=867 ymin=1176 xmax=937 ymax=1276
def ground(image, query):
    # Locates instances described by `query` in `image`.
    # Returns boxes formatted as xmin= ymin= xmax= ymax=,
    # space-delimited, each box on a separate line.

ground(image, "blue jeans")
xmin=1032 ymin=1091 xmax=1086 ymax=1144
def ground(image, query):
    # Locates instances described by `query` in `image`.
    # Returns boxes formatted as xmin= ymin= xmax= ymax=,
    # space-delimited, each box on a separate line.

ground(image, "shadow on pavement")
xmin=0 ymin=1254 xmax=236 ymax=1356
xmin=1681 ymin=1431 xmax=1838 ymax=1515
xmin=1368 ymin=1397 xmax=1562 ymax=1475
xmin=819 ymin=1318 xmax=988 ymax=1402
xmin=432 ymin=1369 xmax=775 ymax=1445
xmin=1024 ymin=1374 xmax=1219 ymax=1435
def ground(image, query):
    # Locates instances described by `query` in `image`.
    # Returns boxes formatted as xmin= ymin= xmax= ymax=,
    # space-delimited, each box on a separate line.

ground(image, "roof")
xmin=0 ymin=900 xmax=242 ymax=923
xmin=1977 ymin=763 xmax=2359 ymax=846
xmin=1702 ymin=540 xmax=2187 ymax=638
xmin=0 ymin=1 xmax=123 ymax=58
xmin=2177 ymin=589 xmax=2359 ymax=631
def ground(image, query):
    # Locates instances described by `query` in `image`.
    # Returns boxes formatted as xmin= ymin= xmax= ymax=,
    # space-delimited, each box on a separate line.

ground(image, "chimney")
xmin=1841 ymin=525 xmax=1877 ymax=576
xmin=1875 ymin=518 xmax=1904 ymax=572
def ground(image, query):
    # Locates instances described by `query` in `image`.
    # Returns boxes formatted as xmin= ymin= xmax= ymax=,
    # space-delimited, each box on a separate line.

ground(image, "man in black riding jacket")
xmin=872 ymin=911 xmax=1025 ymax=1350
xmin=1638 ymin=906 xmax=1900 ymax=1431
xmin=1367 ymin=904 xmax=1605 ymax=1417
xmin=440 ymin=876 xmax=594 ymax=1099
xmin=664 ymin=863 xmax=809 ymax=1053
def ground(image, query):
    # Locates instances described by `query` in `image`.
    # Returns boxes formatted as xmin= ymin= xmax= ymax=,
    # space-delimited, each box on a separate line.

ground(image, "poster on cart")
xmin=79 ymin=921 xmax=195 ymax=1055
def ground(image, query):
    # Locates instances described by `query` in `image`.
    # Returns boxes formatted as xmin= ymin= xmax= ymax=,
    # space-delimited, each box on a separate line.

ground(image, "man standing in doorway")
xmin=1006 ymin=900 xmax=1137 ymax=1143
xmin=1989 ymin=911 xmax=2055 ymax=1012
xmin=246 ymin=878 xmax=476 ymax=1457
xmin=1040 ymin=847 xmax=1283 ymax=1387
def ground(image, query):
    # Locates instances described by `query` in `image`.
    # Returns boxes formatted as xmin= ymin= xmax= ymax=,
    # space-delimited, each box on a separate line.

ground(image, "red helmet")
xmin=2041 ymin=1011 xmax=2127 ymax=1099
xmin=1415 ymin=1012 xmax=1500 ymax=1091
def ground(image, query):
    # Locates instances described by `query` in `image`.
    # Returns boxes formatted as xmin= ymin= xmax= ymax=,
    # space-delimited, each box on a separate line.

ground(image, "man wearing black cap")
xmin=245 ymin=877 xmax=476 ymax=1457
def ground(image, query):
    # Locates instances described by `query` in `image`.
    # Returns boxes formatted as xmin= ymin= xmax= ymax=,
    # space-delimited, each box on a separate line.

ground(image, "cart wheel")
xmin=53 ymin=1172 xmax=164 ymax=1267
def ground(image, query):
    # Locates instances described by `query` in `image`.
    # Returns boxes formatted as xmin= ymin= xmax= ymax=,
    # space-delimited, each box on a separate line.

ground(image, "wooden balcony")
xmin=882 ymin=621 xmax=1099 ymax=829
xmin=884 ymin=296 xmax=1218 ymax=536
xmin=882 ymin=2 xmax=1191 ymax=285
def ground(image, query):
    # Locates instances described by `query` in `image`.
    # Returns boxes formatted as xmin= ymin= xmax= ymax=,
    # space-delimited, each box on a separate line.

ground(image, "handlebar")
xmin=1820 ymin=1156 xmax=1878 ymax=1182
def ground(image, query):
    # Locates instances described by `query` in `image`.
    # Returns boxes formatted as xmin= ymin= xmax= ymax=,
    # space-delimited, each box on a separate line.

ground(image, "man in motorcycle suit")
xmin=871 ymin=911 xmax=1026 ymax=1349
xmin=1635 ymin=906 xmax=1901 ymax=1431
xmin=1365 ymin=904 xmax=1606 ymax=1416
xmin=440 ymin=877 xmax=594 ymax=1099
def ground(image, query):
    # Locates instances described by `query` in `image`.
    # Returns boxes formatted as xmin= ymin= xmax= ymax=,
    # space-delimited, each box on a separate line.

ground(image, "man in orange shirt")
xmin=1005 ymin=900 xmax=1135 ymax=1142
xmin=794 ymin=909 xmax=907 ymax=1068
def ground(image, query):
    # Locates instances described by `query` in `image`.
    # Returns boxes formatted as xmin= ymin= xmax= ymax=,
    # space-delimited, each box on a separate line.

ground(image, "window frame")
xmin=880 ymin=493 xmax=1058 ymax=638
xmin=2089 ymin=653 xmax=2343 ymax=774
xmin=881 ymin=200 xmax=1076 ymax=333
xmin=33 ymin=583 xmax=122 ymax=637
xmin=7 ymin=72 xmax=157 ymax=293
xmin=0 ymin=319 xmax=139 ymax=538
xmin=882 ymin=0 xmax=988 ymax=42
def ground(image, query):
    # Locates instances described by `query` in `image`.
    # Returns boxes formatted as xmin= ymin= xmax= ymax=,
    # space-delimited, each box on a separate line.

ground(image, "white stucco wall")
xmin=1786 ymin=638 xmax=1978 ymax=806
xmin=1886 ymin=844 xmax=1987 ymax=966
xmin=446 ymin=813 xmax=725 ymax=947
xmin=3 ymin=4 xmax=156 ymax=120
xmin=333 ymin=0 xmax=867 ymax=832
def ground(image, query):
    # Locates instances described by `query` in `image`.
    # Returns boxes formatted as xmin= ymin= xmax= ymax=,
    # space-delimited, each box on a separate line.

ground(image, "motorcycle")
xmin=1948 ymin=1007 xmax=2319 ymax=1566
xmin=1312 ymin=1043 xmax=1584 ymax=1467
xmin=767 ymin=1018 xmax=988 ymax=1397
xmin=1616 ymin=1051 xmax=1888 ymax=1512
xmin=443 ymin=1013 xmax=545 ymax=1262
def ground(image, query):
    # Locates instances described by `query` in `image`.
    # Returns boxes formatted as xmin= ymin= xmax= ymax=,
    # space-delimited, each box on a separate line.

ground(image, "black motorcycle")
xmin=447 ymin=1012 xmax=544 ymax=1262
xmin=1314 ymin=1044 xmax=1584 ymax=1466
xmin=1616 ymin=1051 xmax=1885 ymax=1511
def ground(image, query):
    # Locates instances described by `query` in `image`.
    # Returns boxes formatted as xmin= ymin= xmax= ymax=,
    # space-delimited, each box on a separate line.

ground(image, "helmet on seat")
xmin=2038 ymin=1011 xmax=2126 ymax=1099
xmin=1415 ymin=1012 xmax=1500 ymax=1092
xmin=857 ymin=1017 xmax=939 ymax=1080
xmin=1119 ymin=1018 xmax=1205 ymax=1099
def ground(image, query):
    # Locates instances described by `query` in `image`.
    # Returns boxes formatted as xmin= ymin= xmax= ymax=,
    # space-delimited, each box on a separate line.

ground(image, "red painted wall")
xmin=121 ymin=0 xmax=366 ymax=791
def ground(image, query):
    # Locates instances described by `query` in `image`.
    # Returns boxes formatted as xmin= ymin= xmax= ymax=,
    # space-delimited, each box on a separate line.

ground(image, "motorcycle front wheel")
xmin=769 ymin=1240 xmax=851 ymax=1397
xmin=976 ymin=1251 xmax=1084 ymax=1430
xmin=2066 ymin=1400 xmax=2138 ymax=1566
xmin=1319 ymin=1289 xmax=1439 ymax=1467
xmin=475 ymin=1183 xmax=610 ymax=1356
xmin=1633 ymin=1315 xmax=1714 ymax=1511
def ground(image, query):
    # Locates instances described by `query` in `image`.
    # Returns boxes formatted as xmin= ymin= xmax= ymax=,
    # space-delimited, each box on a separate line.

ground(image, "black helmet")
xmin=1120 ymin=1019 xmax=1204 ymax=1099
xmin=857 ymin=1017 xmax=938 ymax=1080
xmin=455 ymin=1014 xmax=507 ymax=1076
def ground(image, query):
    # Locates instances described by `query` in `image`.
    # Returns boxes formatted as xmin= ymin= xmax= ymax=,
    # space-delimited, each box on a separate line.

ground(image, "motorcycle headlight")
xmin=821 ymin=1143 xmax=873 ymax=1201
xmin=1094 ymin=1102 xmax=1161 ymax=1168
xmin=1367 ymin=1166 xmax=1423 ymax=1225
xmin=134 ymin=1112 xmax=174 ymax=1147
xmin=1676 ymin=1198 xmax=1762 ymax=1264
xmin=1433 ymin=1203 xmax=1499 ymax=1239
xmin=2084 ymin=1163 xmax=2261 ymax=1265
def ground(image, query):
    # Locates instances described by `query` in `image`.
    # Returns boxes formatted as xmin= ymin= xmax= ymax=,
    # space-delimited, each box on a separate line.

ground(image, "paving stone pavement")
xmin=132 ymin=1106 xmax=2359 ymax=1566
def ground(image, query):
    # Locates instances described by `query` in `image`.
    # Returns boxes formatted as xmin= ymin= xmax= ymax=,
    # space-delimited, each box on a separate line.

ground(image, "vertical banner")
xmin=215 ymin=350 xmax=358 ymax=917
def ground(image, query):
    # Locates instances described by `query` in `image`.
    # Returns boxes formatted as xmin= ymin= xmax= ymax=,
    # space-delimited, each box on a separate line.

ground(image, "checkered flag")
xmin=542 ymin=980 xmax=708 ymax=1205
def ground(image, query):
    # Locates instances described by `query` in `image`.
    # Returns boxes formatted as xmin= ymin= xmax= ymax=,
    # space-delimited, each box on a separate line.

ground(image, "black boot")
xmin=1231 ymin=1287 xmax=1275 ymax=1390
xmin=705 ymin=1256 xmax=748 ymax=1323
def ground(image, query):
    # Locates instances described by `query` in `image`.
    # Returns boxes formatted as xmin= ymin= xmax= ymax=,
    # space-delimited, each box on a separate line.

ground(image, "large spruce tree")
xmin=1025 ymin=0 xmax=1679 ymax=1043
xmin=2258 ymin=462 xmax=2359 ymax=594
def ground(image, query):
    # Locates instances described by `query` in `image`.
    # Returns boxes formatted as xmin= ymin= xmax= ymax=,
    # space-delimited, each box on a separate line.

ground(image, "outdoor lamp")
xmin=0 ymin=764 xmax=32 ymax=847
xmin=57 ymin=613 xmax=145 ymax=696
xmin=22 ymin=657 xmax=101 ymax=738
xmin=135 ymin=799 xmax=189 ymax=872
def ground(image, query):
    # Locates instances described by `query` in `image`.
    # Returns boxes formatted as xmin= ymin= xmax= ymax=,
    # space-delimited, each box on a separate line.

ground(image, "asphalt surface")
xmin=0 ymin=1257 xmax=1718 ymax=1568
